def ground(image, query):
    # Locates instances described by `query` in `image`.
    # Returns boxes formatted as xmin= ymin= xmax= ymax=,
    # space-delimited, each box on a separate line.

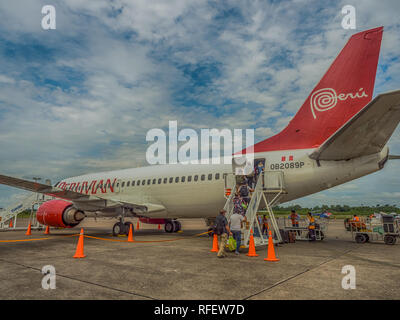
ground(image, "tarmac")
xmin=0 ymin=218 xmax=399 ymax=300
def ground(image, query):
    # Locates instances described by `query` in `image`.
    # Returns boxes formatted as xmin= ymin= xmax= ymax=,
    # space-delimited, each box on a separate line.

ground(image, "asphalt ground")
xmin=0 ymin=218 xmax=399 ymax=300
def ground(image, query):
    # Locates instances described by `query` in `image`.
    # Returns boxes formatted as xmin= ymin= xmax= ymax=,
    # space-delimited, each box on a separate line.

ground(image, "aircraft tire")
xmin=112 ymin=222 xmax=125 ymax=236
xmin=124 ymin=222 xmax=134 ymax=235
xmin=173 ymin=220 xmax=181 ymax=232
xmin=164 ymin=220 xmax=174 ymax=233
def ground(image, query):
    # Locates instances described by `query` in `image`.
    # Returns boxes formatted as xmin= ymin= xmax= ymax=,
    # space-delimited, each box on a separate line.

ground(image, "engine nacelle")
xmin=36 ymin=200 xmax=85 ymax=228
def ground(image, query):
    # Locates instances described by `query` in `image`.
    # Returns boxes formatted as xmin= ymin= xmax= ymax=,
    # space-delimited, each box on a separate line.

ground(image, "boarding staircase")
xmin=224 ymin=171 xmax=287 ymax=247
xmin=0 ymin=193 xmax=48 ymax=230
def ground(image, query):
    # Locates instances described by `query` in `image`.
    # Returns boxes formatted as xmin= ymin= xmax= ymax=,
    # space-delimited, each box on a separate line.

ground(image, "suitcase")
xmin=279 ymin=229 xmax=289 ymax=243
xmin=288 ymin=231 xmax=296 ymax=243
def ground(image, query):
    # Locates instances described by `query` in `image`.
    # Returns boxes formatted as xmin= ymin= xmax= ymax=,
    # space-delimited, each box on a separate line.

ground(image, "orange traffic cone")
xmin=9 ymin=219 xmax=13 ymax=228
xmin=246 ymin=229 xmax=259 ymax=257
xmin=127 ymin=224 xmax=134 ymax=242
xmin=264 ymin=230 xmax=280 ymax=262
xmin=158 ymin=224 xmax=161 ymax=230
xmin=136 ymin=220 xmax=140 ymax=230
xmin=73 ymin=228 xmax=86 ymax=258
xmin=25 ymin=223 xmax=32 ymax=236
xmin=44 ymin=225 xmax=50 ymax=235
xmin=210 ymin=233 xmax=219 ymax=252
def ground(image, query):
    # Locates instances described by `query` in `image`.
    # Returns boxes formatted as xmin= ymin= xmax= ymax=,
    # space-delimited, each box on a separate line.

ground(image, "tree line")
xmin=272 ymin=204 xmax=400 ymax=215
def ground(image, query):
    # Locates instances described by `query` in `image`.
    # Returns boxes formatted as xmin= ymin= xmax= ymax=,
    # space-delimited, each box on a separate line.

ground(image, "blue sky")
xmin=0 ymin=0 xmax=400 ymax=208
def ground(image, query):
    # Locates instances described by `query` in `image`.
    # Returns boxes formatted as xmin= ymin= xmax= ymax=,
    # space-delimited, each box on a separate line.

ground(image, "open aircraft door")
xmin=223 ymin=173 xmax=236 ymax=199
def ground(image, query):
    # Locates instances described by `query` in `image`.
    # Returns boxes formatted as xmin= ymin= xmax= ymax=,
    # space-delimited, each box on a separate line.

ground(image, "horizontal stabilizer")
xmin=309 ymin=89 xmax=400 ymax=160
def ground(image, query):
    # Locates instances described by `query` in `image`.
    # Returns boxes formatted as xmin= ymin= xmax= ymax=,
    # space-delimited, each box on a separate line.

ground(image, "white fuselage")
xmin=58 ymin=147 xmax=389 ymax=219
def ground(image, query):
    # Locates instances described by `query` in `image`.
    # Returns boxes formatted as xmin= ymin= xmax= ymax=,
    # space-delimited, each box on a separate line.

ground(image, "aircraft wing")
xmin=309 ymin=90 xmax=400 ymax=161
xmin=0 ymin=174 xmax=165 ymax=214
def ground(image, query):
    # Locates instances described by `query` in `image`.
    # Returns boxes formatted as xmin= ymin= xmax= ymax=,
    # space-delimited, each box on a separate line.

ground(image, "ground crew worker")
xmin=307 ymin=212 xmax=316 ymax=241
xmin=290 ymin=209 xmax=300 ymax=227
xmin=229 ymin=212 xmax=247 ymax=255
xmin=215 ymin=209 xmax=232 ymax=258
xmin=290 ymin=209 xmax=300 ymax=235
xmin=352 ymin=214 xmax=360 ymax=222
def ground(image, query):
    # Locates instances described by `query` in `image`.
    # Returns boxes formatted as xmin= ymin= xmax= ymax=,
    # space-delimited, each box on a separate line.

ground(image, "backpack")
xmin=239 ymin=185 xmax=249 ymax=197
xmin=214 ymin=215 xmax=226 ymax=235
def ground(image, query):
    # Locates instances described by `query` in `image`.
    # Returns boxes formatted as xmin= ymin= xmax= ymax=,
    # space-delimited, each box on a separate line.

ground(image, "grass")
xmin=258 ymin=210 xmax=376 ymax=219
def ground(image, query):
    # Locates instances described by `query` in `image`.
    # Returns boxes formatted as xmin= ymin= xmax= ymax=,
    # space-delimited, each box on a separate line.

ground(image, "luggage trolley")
xmin=278 ymin=216 xmax=329 ymax=241
xmin=345 ymin=214 xmax=400 ymax=245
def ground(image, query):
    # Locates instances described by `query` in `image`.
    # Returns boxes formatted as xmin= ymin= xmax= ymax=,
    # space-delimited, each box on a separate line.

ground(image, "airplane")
xmin=1 ymin=26 xmax=400 ymax=236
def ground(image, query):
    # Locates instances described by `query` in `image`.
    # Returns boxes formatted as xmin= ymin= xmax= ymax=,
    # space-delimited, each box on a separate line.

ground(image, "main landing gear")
xmin=164 ymin=220 xmax=182 ymax=233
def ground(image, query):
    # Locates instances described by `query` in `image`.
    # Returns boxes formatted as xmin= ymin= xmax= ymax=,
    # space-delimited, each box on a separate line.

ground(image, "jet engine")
xmin=36 ymin=199 xmax=85 ymax=228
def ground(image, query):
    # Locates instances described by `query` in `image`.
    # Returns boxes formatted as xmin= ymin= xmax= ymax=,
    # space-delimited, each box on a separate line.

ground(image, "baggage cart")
xmin=344 ymin=214 xmax=399 ymax=245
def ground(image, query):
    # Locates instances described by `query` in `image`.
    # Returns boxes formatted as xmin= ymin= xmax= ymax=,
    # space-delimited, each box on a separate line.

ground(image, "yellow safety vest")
xmin=308 ymin=217 xmax=315 ymax=230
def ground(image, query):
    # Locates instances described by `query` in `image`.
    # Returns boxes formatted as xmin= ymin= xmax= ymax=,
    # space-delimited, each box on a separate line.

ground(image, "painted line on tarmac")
xmin=0 ymin=231 xmax=211 ymax=244
xmin=0 ymin=257 xmax=157 ymax=300
xmin=243 ymin=249 xmax=354 ymax=300
xmin=0 ymin=234 xmax=78 ymax=243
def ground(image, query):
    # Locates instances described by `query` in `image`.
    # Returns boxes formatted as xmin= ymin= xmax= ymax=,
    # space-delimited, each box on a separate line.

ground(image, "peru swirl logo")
xmin=310 ymin=88 xmax=368 ymax=119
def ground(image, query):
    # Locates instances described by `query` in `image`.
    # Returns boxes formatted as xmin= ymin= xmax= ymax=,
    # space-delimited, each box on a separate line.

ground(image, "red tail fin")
xmin=248 ymin=26 xmax=383 ymax=153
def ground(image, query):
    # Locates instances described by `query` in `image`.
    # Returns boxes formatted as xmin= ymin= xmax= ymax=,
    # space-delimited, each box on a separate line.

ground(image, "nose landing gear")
xmin=112 ymin=207 xmax=134 ymax=236
xmin=112 ymin=221 xmax=134 ymax=236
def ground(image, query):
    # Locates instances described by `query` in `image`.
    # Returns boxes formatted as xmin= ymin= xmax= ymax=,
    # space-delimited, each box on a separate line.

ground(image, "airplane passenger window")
xmin=175 ymin=177 xmax=179 ymax=183
xmin=127 ymin=181 xmax=130 ymax=187
xmin=142 ymin=180 xmax=146 ymax=186
xmin=181 ymin=176 xmax=185 ymax=182
xmin=169 ymin=177 xmax=173 ymax=183
xmin=215 ymin=173 xmax=220 ymax=180
xmin=132 ymin=181 xmax=135 ymax=186
xmin=188 ymin=176 xmax=192 ymax=182
xmin=116 ymin=183 xmax=119 ymax=188
xmin=122 ymin=182 xmax=125 ymax=188
xmin=163 ymin=178 xmax=167 ymax=184
xmin=194 ymin=175 xmax=198 ymax=181
xmin=201 ymin=175 xmax=205 ymax=181
xmin=147 ymin=179 xmax=151 ymax=185
xmin=152 ymin=179 xmax=156 ymax=184
xmin=208 ymin=174 xmax=212 ymax=180
xmin=158 ymin=178 xmax=162 ymax=184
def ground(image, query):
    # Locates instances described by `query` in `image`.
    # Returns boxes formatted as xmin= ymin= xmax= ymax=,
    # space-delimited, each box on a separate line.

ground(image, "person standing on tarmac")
xmin=229 ymin=212 xmax=247 ymax=255
xmin=290 ymin=209 xmax=300 ymax=227
xmin=307 ymin=212 xmax=316 ymax=241
xmin=215 ymin=209 xmax=232 ymax=258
